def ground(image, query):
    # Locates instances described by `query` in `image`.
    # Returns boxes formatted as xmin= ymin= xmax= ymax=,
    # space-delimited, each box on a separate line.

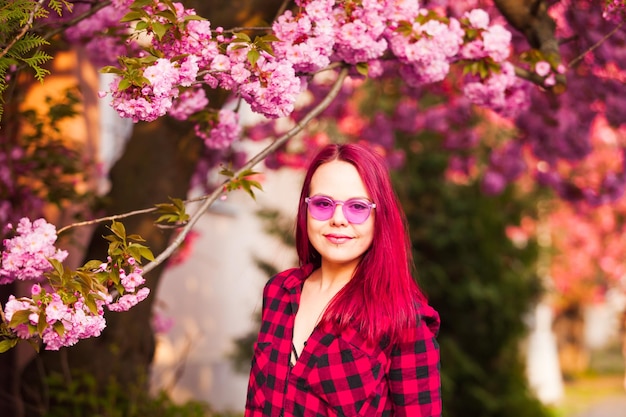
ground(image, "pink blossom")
xmin=152 ymin=312 xmax=175 ymax=334
xmin=31 ymin=283 xmax=41 ymax=295
xmin=144 ymin=59 xmax=179 ymax=96
xmin=168 ymin=88 xmax=209 ymax=120
xmin=482 ymin=25 xmax=511 ymax=62
xmin=463 ymin=62 xmax=530 ymax=117
xmin=121 ymin=271 xmax=145 ymax=292
xmin=46 ymin=294 xmax=70 ymax=323
xmin=4 ymin=295 xmax=32 ymax=322
xmin=544 ymin=74 xmax=556 ymax=87
xmin=535 ymin=61 xmax=552 ymax=77
xmin=239 ymin=57 xmax=302 ymax=119
xmin=108 ymin=287 xmax=150 ymax=312
xmin=464 ymin=9 xmax=490 ymax=29
xmin=197 ymin=108 xmax=242 ymax=149
xmin=1 ymin=218 xmax=68 ymax=284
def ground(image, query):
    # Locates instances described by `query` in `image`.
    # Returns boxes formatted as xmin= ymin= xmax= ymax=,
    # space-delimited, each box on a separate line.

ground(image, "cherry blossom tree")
xmin=1 ymin=0 xmax=625 ymax=414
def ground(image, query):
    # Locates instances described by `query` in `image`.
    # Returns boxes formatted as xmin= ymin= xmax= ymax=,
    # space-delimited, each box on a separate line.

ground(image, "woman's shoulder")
xmin=416 ymin=301 xmax=440 ymax=337
xmin=265 ymin=264 xmax=315 ymax=291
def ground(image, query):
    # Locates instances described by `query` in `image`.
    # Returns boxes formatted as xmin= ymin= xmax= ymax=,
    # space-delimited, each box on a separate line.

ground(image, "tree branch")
xmin=567 ymin=21 xmax=625 ymax=69
xmin=142 ymin=66 xmax=349 ymax=274
xmin=0 ymin=0 xmax=46 ymax=60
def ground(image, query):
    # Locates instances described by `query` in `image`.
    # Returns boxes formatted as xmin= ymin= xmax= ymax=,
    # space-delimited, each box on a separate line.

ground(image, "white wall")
xmin=150 ymin=167 xmax=302 ymax=412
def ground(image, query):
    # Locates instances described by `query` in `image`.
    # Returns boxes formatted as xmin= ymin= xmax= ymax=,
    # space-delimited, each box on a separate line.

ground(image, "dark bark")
xmin=492 ymin=0 xmax=559 ymax=58
xmin=14 ymin=1 xmax=288 ymax=415
xmin=19 ymin=118 xmax=202 ymax=416
xmin=0 ymin=284 xmax=19 ymax=416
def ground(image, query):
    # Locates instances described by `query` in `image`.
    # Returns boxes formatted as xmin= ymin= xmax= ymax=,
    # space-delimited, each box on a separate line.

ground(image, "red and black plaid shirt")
xmin=245 ymin=265 xmax=442 ymax=417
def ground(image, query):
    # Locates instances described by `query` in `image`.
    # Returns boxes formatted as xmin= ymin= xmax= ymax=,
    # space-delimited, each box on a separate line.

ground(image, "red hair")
xmin=295 ymin=143 xmax=426 ymax=345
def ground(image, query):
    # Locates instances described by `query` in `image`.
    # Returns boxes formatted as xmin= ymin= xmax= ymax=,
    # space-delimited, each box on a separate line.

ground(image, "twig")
xmin=568 ymin=21 xmax=624 ymax=69
xmin=57 ymin=68 xmax=348 ymax=267
xmin=0 ymin=0 xmax=46 ymax=60
xmin=273 ymin=0 xmax=293 ymax=22
xmin=57 ymin=206 xmax=157 ymax=235
xmin=221 ymin=26 xmax=272 ymax=34
xmin=142 ymin=66 xmax=350 ymax=274
xmin=42 ymin=0 xmax=112 ymax=41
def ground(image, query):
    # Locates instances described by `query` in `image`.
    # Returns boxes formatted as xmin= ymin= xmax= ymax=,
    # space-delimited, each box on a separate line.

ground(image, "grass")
xmin=548 ymin=373 xmax=625 ymax=417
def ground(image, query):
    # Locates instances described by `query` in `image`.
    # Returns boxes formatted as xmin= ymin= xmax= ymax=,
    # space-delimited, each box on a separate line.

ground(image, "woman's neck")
xmin=314 ymin=260 xmax=359 ymax=292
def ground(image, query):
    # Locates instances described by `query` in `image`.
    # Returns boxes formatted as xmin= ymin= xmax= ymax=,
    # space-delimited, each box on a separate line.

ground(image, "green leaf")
xmin=232 ymin=32 xmax=252 ymax=43
xmin=220 ymin=167 xmax=235 ymax=178
xmin=37 ymin=312 xmax=47 ymax=334
xmin=135 ymin=21 xmax=149 ymax=31
xmin=9 ymin=310 xmax=31 ymax=327
xmin=183 ymin=14 xmax=206 ymax=22
xmin=0 ymin=339 xmax=18 ymax=353
xmin=138 ymin=245 xmax=155 ymax=261
xmin=356 ymin=62 xmax=369 ymax=76
xmin=127 ymin=243 xmax=154 ymax=262
xmin=256 ymin=41 xmax=274 ymax=56
xmin=83 ymin=260 xmax=105 ymax=271
xmin=155 ymin=10 xmax=177 ymax=23
xmin=127 ymin=234 xmax=147 ymax=242
xmin=117 ymin=78 xmax=132 ymax=91
xmin=48 ymin=258 xmax=65 ymax=276
xmin=260 ymin=34 xmax=279 ymax=42
xmin=120 ymin=11 xmax=145 ymax=22
xmin=131 ymin=0 xmax=154 ymax=9
xmin=53 ymin=322 xmax=65 ymax=337
xmin=84 ymin=296 xmax=99 ymax=315
xmin=247 ymin=49 xmax=261 ymax=67
xmin=151 ymin=21 xmax=170 ymax=41
xmin=109 ymin=221 xmax=127 ymax=240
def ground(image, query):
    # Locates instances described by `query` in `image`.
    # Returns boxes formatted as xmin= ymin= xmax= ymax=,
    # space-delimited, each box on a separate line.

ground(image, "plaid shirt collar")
xmin=279 ymin=263 xmax=315 ymax=291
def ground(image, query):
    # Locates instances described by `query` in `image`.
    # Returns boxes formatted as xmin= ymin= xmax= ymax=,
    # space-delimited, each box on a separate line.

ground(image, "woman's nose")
xmin=330 ymin=202 xmax=348 ymax=225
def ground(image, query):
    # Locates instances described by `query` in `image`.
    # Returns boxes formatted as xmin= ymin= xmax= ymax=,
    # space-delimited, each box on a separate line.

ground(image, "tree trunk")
xmin=15 ymin=1 xmax=286 ymax=415
xmin=19 ymin=118 xmax=202 ymax=416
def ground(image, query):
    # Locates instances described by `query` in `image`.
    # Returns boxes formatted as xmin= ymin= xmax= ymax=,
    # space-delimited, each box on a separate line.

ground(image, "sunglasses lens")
xmin=344 ymin=200 xmax=371 ymax=224
xmin=308 ymin=196 xmax=335 ymax=221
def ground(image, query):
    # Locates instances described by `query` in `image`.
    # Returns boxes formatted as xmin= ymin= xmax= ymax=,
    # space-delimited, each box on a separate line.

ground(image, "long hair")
xmin=295 ymin=143 xmax=425 ymax=345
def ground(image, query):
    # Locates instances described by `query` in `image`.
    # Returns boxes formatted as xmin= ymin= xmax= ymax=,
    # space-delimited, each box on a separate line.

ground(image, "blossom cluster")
xmin=602 ymin=0 xmax=626 ymax=23
xmin=458 ymin=9 xmax=531 ymax=118
xmin=97 ymin=1 xmax=525 ymax=146
xmin=64 ymin=2 xmax=140 ymax=69
xmin=534 ymin=60 xmax=566 ymax=88
xmin=0 ymin=218 xmax=68 ymax=285
xmin=104 ymin=256 xmax=151 ymax=312
xmin=0 ymin=218 xmax=151 ymax=350
xmin=108 ymin=56 xmax=200 ymax=123
xmin=195 ymin=108 xmax=242 ymax=150
xmin=4 ymin=285 xmax=108 ymax=351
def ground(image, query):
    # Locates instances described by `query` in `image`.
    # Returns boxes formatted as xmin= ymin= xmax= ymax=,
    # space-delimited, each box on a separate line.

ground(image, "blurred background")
xmin=1 ymin=1 xmax=626 ymax=417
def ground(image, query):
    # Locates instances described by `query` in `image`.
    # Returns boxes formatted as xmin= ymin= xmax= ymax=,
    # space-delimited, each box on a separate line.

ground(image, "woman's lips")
xmin=325 ymin=234 xmax=352 ymax=244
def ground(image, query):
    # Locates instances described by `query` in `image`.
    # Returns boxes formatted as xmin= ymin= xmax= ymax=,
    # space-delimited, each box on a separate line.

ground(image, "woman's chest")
xmin=254 ymin=312 xmax=392 ymax=416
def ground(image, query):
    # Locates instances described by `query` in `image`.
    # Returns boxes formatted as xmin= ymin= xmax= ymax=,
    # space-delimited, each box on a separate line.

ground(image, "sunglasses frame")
xmin=305 ymin=195 xmax=376 ymax=224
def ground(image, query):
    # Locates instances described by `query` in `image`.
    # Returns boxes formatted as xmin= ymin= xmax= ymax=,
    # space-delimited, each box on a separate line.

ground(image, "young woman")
xmin=245 ymin=143 xmax=441 ymax=417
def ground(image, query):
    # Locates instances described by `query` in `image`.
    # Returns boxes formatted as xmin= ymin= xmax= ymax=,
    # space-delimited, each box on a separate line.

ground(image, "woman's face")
xmin=307 ymin=160 xmax=375 ymax=269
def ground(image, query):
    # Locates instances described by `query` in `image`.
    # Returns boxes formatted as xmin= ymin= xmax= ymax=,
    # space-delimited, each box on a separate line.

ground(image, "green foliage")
xmin=42 ymin=369 xmax=241 ymax=417
xmin=103 ymin=220 xmax=155 ymax=264
xmin=15 ymin=87 xmax=95 ymax=209
xmin=394 ymin=133 xmax=550 ymax=417
xmin=155 ymin=197 xmax=190 ymax=225
xmin=0 ymin=220 xmax=155 ymax=350
xmin=0 ymin=0 xmax=73 ymax=119
xmin=220 ymin=167 xmax=264 ymax=200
